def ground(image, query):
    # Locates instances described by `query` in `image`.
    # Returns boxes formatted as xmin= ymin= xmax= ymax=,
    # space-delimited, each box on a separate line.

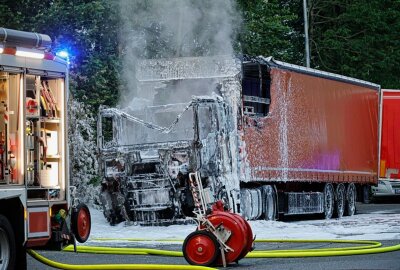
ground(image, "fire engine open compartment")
xmin=0 ymin=71 xmax=66 ymax=201
xmin=25 ymin=74 xmax=66 ymax=201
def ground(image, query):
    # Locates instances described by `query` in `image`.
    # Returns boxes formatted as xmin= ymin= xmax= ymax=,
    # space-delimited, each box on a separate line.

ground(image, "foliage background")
xmin=1 ymin=0 xmax=398 ymax=203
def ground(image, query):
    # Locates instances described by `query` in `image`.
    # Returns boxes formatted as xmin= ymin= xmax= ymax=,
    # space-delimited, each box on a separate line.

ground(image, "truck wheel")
xmin=249 ymin=189 xmax=262 ymax=220
xmin=345 ymin=183 xmax=357 ymax=216
xmin=324 ymin=184 xmax=334 ymax=219
xmin=334 ymin=184 xmax=345 ymax=218
xmin=0 ymin=215 xmax=16 ymax=270
xmin=71 ymin=203 xmax=91 ymax=243
xmin=361 ymin=185 xmax=371 ymax=204
xmin=240 ymin=189 xmax=252 ymax=220
xmin=183 ymin=230 xmax=219 ymax=266
xmin=262 ymin=185 xmax=277 ymax=221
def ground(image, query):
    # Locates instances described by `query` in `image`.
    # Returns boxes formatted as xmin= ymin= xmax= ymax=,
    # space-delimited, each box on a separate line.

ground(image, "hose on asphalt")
xmin=27 ymin=238 xmax=400 ymax=270
xmin=27 ymin=249 xmax=216 ymax=270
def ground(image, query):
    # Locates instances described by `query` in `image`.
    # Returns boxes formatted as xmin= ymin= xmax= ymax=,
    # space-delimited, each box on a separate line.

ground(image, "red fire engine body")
xmin=0 ymin=28 xmax=90 ymax=270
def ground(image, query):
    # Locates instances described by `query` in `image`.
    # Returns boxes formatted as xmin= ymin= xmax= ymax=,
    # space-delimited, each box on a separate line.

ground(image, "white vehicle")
xmin=0 ymin=27 xmax=91 ymax=269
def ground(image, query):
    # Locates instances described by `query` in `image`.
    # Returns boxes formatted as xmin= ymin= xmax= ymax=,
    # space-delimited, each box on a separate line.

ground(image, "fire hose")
xmin=27 ymin=239 xmax=400 ymax=270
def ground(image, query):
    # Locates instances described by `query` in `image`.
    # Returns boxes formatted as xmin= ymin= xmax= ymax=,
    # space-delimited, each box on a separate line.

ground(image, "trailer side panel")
xmin=243 ymin=68 xmax=379 ymax=184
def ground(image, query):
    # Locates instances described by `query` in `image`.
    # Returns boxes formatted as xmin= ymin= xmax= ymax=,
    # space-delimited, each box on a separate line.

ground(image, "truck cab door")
xmin=193 ymin=102 xmax=220 ymax=175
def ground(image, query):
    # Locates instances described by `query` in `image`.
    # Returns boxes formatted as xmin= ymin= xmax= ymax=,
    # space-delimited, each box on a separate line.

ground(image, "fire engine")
xmin=0 ymin=28 xmax=90 ymax=269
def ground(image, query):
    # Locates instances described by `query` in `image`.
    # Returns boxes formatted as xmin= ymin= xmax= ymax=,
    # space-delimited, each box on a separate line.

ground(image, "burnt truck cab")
xmin=98 ymin=95 xmax=239 ymax=224
xmin=98 ymin=56 xmax=246 ymax=224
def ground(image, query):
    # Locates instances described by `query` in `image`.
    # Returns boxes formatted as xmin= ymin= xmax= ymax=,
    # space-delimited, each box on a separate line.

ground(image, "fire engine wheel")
xmin=324 ymin=183 xmax=334 ymax=219
xmin=334 ymin=184 xmax=345 ymax=218
xmin=262 ymin=185 xmax=277 ymax=221
xmin=0 ymin=215 xmax=16 ymax=270
xmin=182 ymin=230 xmax=219 ymax=266
xmin=345 ymin=183 xmax=357 ymax=216
xmin=71 ymin=203 xmax=91 ymax=243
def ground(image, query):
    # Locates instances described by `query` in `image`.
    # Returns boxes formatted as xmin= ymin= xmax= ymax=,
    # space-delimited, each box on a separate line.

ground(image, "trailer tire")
xmin=262 ymin=185 xmax=277 ymax=221
xmin=361 ymin=185 xmax=371 ymax=204
xmin=324 ymin=184 xmax=334 ymax=219
xmin=240 ymin=189 xmax=252 ymax=220
xmin=345 ymin=183 xmax=357 ymax=216
xmin=0 ymin=214 xmax=16 ymax=270
xmin=71 ymin=203 xmax=91 ymax=243
xmin=334 ymin=184 xmax=345 ymax=218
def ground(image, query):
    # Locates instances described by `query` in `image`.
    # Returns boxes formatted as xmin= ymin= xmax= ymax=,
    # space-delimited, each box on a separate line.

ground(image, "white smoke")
xmin=118 ymin=0 xmax=241 ymax=107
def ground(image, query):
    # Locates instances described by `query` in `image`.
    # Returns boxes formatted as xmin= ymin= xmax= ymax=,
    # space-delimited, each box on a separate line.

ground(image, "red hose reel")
xmin=183 ymin=200 xmax=254 ymax=267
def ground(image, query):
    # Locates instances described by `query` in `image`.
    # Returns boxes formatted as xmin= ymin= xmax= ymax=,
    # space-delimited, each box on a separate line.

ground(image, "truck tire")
xmin=0 ymin=214 xmax=16 ymax=270
xmin=240 ymin=189 xmax=252 ymax=220
xmin=345 ymin=183 xmax=357 ymax=216
xmin=71 ymin=203 xmax=91 ymax=243
xmin=324 ymin=183 xmax=334 ymax=219
xmin=361 ymin=185 xmax=371 ymax=204
xmin=262 ymin=185 xmax=277 ymax=221
xmin=334 ymin=184 xmax=345 ymax=218
xmin=249 ymin=189 xmax=262 ymax=220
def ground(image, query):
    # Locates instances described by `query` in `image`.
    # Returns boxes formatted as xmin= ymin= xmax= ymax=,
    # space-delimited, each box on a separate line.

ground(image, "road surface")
xmin=27 ymin=202 xmax=400 ymax=270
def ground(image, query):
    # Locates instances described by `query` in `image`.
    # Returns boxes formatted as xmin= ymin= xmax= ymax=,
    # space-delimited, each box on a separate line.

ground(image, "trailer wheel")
xmin=345 ymin=183 xmax=357 ymax=216
xmin=71 ymin=203 xmax=91 ymax=243
xmin=240 ymin=189 xmax=252 ymax=220
xmin=361 ymin=185 xmax=371 ymax=204
xmin=183 ymin=230 xmax=219 ymax=266
xmin=334 ymin=184 xmax=345 ymax=218
xmin=262 ymin=185 xmax=277 ymax=221
xmin=0 ymin=215 xmax=16 ymax=270
xmin=324 ymin=184 xmax=334 ymax=219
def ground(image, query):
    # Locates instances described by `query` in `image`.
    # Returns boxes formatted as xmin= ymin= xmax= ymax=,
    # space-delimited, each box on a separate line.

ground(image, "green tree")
xmin=309 ymin=0 xmax=400 ymax=88
xmin=236 ymin=0 xmax=303 ymax=64
xmin=0 ymin=0 xmax=122 ymax=107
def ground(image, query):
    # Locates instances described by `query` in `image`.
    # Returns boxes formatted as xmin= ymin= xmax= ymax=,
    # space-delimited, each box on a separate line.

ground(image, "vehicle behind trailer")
xmin=373 ymin=89 xmax=400 ymax=198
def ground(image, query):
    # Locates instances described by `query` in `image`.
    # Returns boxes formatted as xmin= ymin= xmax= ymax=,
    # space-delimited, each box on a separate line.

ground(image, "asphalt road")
xmin=27 ymin=201 xmax=400 ymax=270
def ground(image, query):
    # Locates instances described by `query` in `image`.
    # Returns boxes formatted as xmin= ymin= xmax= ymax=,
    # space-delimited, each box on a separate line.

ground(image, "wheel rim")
xmin=324 ymin=184 xmax=334 ymax=219
xmin=336 ymin=184 xmax=345 ymax=218
xmin=77 ymin=208 xmax=90 ymax=240
xmin=0 ymin=228 xmax=10 ymax=269
xmin=185 ymin=233 xmax=217 ymax=265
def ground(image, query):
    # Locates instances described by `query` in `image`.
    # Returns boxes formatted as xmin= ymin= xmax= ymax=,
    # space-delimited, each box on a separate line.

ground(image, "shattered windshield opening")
xmin=117 ymin=103 xmax=194 ymax=145
xmin=115 ymin=78 xmax=221 ymax=146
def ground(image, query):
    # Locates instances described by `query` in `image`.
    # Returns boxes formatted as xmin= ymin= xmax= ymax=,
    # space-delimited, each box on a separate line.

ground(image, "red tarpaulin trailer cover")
xmin=244 ymin=68 xmax=379 ymax=185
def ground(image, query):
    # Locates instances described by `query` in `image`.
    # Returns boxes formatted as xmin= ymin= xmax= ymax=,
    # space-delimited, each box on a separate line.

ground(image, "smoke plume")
xmin=118 ymin=0 xmax=241 ymax=106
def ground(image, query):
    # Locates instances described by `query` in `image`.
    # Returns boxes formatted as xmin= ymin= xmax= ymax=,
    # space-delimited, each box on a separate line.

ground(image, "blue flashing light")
xmin=56 ymin=50 xmax=69 ymax=59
